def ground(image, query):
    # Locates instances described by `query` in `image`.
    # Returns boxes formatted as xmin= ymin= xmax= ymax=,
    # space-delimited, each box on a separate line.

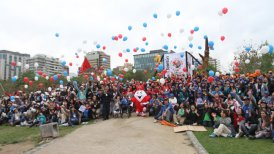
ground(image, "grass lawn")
xmin=0 ymin=122 xmax=92 ymax=145
xmin=193 ymin=128 xmax=274 ymax=154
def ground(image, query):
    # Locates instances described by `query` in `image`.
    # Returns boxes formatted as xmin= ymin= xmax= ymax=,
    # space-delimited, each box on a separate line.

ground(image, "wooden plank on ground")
xmin=174 ymin=125 xmax=207 ymax=133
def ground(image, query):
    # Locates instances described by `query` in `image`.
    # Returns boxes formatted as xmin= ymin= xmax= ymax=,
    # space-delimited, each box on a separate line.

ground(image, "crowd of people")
xmin=0 ymin=71 xmax=273 ymax=142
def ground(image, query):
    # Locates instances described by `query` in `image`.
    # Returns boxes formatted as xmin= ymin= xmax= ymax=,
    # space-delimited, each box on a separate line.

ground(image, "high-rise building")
xmin=26 ymin=54 xmax=68 ymax=76
xmin=134 ymin=49 xmax=167 ymax=71
xmin=0 ymin=50 xmax=30 ymax=80
xmin=86 ymin=51 xmax=111 ymax=69
xmin=209 ymin=57 xmax=221 ymax=71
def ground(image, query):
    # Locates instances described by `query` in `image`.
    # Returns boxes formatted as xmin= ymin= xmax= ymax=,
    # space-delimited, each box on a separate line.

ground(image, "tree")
xmin=234 ymin=41 xmax=274 ymax=74
xmin=199 ymin=37 xmax=210 ymax=71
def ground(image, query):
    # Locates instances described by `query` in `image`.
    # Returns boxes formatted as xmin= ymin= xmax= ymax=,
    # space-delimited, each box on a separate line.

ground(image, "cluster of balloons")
xmin=260 ymin=45 xmax=273 ymax=54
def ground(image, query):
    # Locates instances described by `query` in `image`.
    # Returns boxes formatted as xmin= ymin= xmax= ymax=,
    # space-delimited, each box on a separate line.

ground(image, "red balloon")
xmin=234 ymin=67 xmax=240 ymax=73
xmin=118 ymin=34 xmax=123 ymax=39
xmin=154 ymin=68 xmax=157 ymax=72
xmin=11 ymin=61 xmax=16 ymax=67
xmin=162 ymin=69 xmax=167 ymax=75
xmin=168 ymin=33 xmax=172 ymax=37
xmin=76 ymin=55 xmax=79 ymax=58
xmin=100 ymin=66 xmax=104 ymax=70
xmin=42 ymin=73 xmax=47 ymax=78
xmin=119 ymin=74 xmax=124 ymax=78
xmin=220 ymin=36 xmax=225 ymax=41
xmin=111 ymin=77 xmax=115 ymax=82
xmin=142 ymin=37 xmax=146 ymax=41
xmin=222 ymin=7 xmax=228 ymax=14
xmin=208 ymin=76 xmax=214 ymax=83
xmin=114 ymin=36 xmax=118 ymax=41
xmin=29 ymin=80 xmax=33 ymax=86
xmin=23 ymin=77 xmax=29 ymax=83
xmin=118 ymin=52 xmax=123 ymax=57
xmin=190 ymin=30 xmax=194 ymax=34
xmin=50 ymin=76 xmax=54 ymax=82
xmin=198 ymin=65 xmax=203 ymax=69
xmin=84 ymin=74 xmax=89 ymax=79
xmin=38 ymin=71 xmax=43 ymax=76
xmin=69 ymin=62 xmax=72 ymax=66
xmin=133 ymin=48 xmax=137 ymax=52
xmin=234 ymin=61 xmax=239 ymax=67
xmin=183 ymin=67 xmax=187 ymax=72
xmin=102 ymin=46 xmax=106 ymax=50
xmin=125 ymin=59 xmax=128 ymax=63
xmin=156 ymin=64 xmax=159 ymax=67
xmin=39 ymin=83 xmax=43 ymax=88
xmin=57 ymin=74 xmax=61 ymax=79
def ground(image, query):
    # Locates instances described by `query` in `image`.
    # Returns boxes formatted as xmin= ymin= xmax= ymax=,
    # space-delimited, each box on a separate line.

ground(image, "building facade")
xmin=26 ymin=54 xmax=67 ymax=76
xmin=0 ymin=50 xmax=30 ymax=80
xmin=134 ymin=49 xmax=167 ymax=71
xmin=85 ymin=51 xmax=111 ymax=69
xmin=117 ymin=63 xmax=133 ymax=71
xmin=209 ymin=57 xmax=221 ymax=71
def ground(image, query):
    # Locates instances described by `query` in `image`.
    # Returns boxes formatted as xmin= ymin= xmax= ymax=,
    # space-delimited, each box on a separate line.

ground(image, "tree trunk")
xmin=199 ymin=38 xmax=209 ymax=71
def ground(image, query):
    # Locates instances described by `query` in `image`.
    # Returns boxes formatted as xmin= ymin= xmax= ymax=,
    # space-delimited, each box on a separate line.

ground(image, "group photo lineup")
xmin=0 ymin=0 xmax=273 ymax=154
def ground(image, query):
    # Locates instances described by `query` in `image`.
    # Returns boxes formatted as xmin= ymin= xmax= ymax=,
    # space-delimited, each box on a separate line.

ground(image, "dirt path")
xmin=34 ymin=117 xmax=197 ymax=154
xmin=0 ymin=141 xmax=34 ymax=154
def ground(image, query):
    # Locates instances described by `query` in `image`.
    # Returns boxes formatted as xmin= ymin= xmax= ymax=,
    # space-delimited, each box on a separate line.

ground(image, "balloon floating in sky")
xmin=118 ymin=52 xmax=123 ymax=57
xmin=176 ymin=10 xmax=180 ymax=16
xmin=220 ymin=36 xmax=225 ymax=41
xmin=61 ymin=61 xmax=66 ymax=66
xmin=245 ymin=47 xmax=251 ymax=52
xmin=209 ymin=70 xmax=215 ymax=77
xmin=102 ymin=46 xmax=106 ymax=50
xmin=141 ymin=48 xmax=145 ymax=52
xmin=174 ymin=45 xmax=177 ymax=49
xmin=163 ymin=45 xmax=168 ymax=50
xmin=222 ymin=7 xmax=228 ymax=14
xmin=123 ymin=36 xmax=128 ymax=41
xmin=180 ymin=53 xmax=184 ymax=58
xmin=167 ymin=14 xmax=172 ymax=19
xmin=208 ymin=41 xmax=214 ymax=48
xmin=153 ymin=13 xmax=158 ymax=19
xmin=96 ymin=44 xmax=101 ymax=49
xmin=168 ymin=33 xmax=172 ymax=37
xmin=142 ymin=37 xmax=147 ymax=41
xmin=126 ymin=48 xmax=130 ymax=52
xmin=179 ymin=28 xmax=184 ymax=33
xmin=198 ymin=46 xmax=202 ymax=50
xmin=118 ymin=34 xmax=123 ymax=39
xmin=189 ymin=43 xmax=193 ymax=48
xmin=145 ymin=42 xmax=149 ymax=46
xmin=194 ymin=26 xmax=199 ymax=32
xmin=128 ymin=25 xmax=132 ymax=31
xmin=188 ymin=35 xmax=194 ymax=41
xmin=143 ymin=22 xmax=147 ymax=28
xmin=268 ymin=45 xmax=273 ymax=53
xmin=55 ymin=33 xmax=59 ymax=37
xmin=190 ymin=29 xmax=194 ymax=34
xmin=204 ymin=35 xmax=208 ymax=39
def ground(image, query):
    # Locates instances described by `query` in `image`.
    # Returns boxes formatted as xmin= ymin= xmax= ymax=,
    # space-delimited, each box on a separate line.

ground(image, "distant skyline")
xmin=1 ymin=0 xmax=273 ymax=74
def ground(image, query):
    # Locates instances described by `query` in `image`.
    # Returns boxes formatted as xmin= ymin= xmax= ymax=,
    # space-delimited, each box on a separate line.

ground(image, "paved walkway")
xmin=34 ymin=117 xmax=197 ymax=154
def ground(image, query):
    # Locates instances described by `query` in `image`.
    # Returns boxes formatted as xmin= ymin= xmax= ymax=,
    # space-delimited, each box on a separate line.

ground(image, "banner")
xmin=164 ymin=52 xmax=186 ymax=77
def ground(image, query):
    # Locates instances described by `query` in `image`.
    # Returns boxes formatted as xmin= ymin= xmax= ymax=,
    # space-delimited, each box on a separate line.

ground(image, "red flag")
xmin=79 ymin=57 xmax=91 ymax=74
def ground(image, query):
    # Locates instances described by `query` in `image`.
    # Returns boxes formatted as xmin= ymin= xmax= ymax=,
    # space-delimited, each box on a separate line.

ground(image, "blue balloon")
xmin=180 ymin=53 xmax=184 ymax=58
xmin=163 ymin=45 xmax=168 ymax=50
xmin=53 ymin=75 xmax=58 ymax=81
xmin=208 ymin=41 xmax=214 ymax=48
xmin=245 ymin=47 xmax=251 ymax=52
xmin=194 ymin=26 xmax=199 ymax=32
xmin=126 ymin=48 xmax=130 ymax=52
xmin=152 ymin=77 xmax=155 ymax=81
xmin=59 ymin=80 xmax=64 ymax=85
xmin=102 ymin=58 xmax=107 ymax=63
xmin=55 ymin=33 xmax=59 ymax=37
xmin=11 ymin=76 xmax=17 ymax=82
xmin=198 ymin=46 xmax=202 ymax=50
xmin=96 ymin=44 xmax=101 ymax=49
xmin=204 ymin=35 xmax=208 ymax=39
xmin=189 ymin=43 xmax=193 ymax=48
xmin=10 ymin=96 xmax=15 ymax=101
xmin=268 ymin=45 xmax=273 ymax=53
xmin=75 ymin=53 xmax=78 ymax=55
xmin=143 ymin=22 xmax=147 ymax=28
xmin=158 ymin=64 xmax=164 ymax=72
xmin=153 ymin=13 xmax=158 ymax=19
xmin=63 ymin=71 xmax=68 ymax=76
xmin=106 ymin=69 xmax=112 ymax=76
xmin=174 ymin=45 xmax=177 ymax=49
xmin=123 ymin=36 xmax=128 ymax=41
xmin=111 ymin=36 xmax=115 ymax=40
xmin=90 ymin=76 xmax=94 ymax=81
xmin=128 ymin=25 xmax=132 ymax=31
xmin=61 ymin=61 xmax=66 ymax=66
xmin=141 ymin=48 xmax=145 ymax=52
xmin=209 ymin=70 xmax=215 ymax=77
xmin=145 ymin=42 xmax=149 ymax=46
xmin=194 ymin=61 xmax=199 ymax=66
xmin=119 ymin=78 xmax=123 ymax=81
xmin=176 ymin=10 xmax=180 ymax=16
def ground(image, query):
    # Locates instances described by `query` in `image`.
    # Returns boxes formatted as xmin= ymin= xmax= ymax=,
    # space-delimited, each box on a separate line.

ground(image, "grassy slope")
xmin=193 ymin=128 xmax=274 ymax=154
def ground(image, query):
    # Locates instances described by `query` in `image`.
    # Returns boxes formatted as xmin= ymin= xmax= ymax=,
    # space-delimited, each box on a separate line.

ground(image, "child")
xmin=176 ymin=103 xmax=185 ymax=125
xmin=113 ymin=96 xmax=121 ymax=118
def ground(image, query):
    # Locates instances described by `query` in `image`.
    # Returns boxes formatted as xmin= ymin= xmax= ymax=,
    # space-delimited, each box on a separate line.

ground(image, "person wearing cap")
xmin=9 ymin=108 xmax=22 ymax=126
xmin=154 ymin=97 xmax=175 ymax=123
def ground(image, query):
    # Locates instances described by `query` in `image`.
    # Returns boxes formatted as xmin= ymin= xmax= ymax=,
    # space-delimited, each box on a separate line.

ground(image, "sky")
xmin=0 ymin=0 xmax=273 ymax=74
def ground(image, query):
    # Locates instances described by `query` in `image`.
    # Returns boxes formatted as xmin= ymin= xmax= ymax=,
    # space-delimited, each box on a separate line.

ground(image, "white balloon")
xmin=215 ymin=72 xmax=220 ymax=77
xmin=245 ymin=59 xmax=250 ymax=64
xmin=25 ymin=64 xmax=29 ymax=69
xmin=34 ymin=76 xmax=38 ymax=81
xmin=66 ymin=76 xmax=71 ymax=82
xmin=218 ymin=11 xmax=223 ymax=16
xmin=77 ymin=48 xmax=82 ymax=52
xmin=97 ymin=76 xmax=101 ymax=81
xmin=260 ymin=46 xmax=269 ymax=54
xmin=133 ymin=69 xmax=136 ymax=73
xmin=179 ymin=28 xmax=184 ymax=33
xmin=160 ymin=33 xmax=164 ymax=37
xmin=60 ymin=85 xmax=64 ymax=88
xmin=159 ymin=78 xmax=165 ymax=85
xmin=167 ymin=14 xmax=172 ymax=19
xmin=124 ymin=68 xmax=128 ymax=72
xmin=48 ymin=87 xmax=52 ymax=92
xmin=190 ymin=65 xmax=195 ymax=70
xmin=34 ymin=62 xmax=39 ymax=68
xmin=188 ymin=35 xmax=193 ymax=42
xmin=17 ymin=62 xmax=22 ymax=66
xmin=24 ymin=85 xmax=28 ymax=89
xmin=91 ymin=72 xmax=94 ymax=76
xmin=45 ymin=76 xmax=49 ymax=80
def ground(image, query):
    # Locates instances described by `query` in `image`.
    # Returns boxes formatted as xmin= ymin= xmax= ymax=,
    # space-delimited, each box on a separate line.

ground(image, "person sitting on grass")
xmin=209 ymin=110 xmax=235 ymax=138
xmin=9 ymin=108 xmax=22 ymax=126
xmin=29 ymin=111 xmax=46 ymax=127
xmin=154 ymin=98 xmax=177 ymax=124
xmin=183 ymin=105 xmax=200 ymax=125
xmin=271 ymin=111 xmax=274 ymax=142
xmin=249 ymin=110 xmax=271 ymax=139
xmin=176 ymin=103 xmax=185 ymax=125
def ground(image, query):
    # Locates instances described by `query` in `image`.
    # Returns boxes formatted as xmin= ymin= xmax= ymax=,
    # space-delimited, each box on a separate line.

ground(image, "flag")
xmin=79 ymin=57 xmax=91 ymax=74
